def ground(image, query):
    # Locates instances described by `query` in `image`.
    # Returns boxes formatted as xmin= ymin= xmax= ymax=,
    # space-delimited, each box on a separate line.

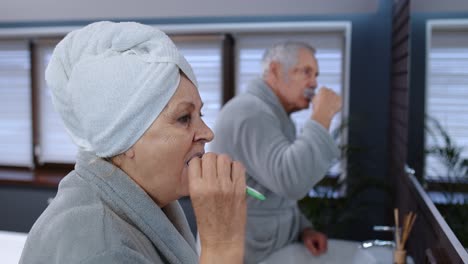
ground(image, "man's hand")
xmin=301 ymin=228 xmax=328 ymax=256
xmin=311 ymin=87 xmax=342 ymax=130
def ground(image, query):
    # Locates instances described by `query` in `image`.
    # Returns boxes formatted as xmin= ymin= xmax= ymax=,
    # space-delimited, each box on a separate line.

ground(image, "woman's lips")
xmin=185 ymin=152 xmax=205 ymax=166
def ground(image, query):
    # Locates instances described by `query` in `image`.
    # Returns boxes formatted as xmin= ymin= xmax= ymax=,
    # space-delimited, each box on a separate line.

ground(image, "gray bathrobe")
xmin=20 ymin=151 xmax=198 ymax=264
xmin=210 ymin=78 xmax=339 ymax=264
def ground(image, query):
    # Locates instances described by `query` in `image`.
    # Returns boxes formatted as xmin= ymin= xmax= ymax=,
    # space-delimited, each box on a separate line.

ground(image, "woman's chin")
xmin=179 ymin=168 xmax=190 ymax=197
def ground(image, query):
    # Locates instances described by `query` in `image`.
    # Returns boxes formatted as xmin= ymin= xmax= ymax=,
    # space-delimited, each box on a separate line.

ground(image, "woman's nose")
xmin=195 ymin=119 xmax=214 ymax=143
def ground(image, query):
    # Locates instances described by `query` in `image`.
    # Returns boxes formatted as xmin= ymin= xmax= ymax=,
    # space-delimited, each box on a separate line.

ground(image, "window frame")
xmin=424 ymin=19 xmax=468 ymax=180
xmin=0 ymin=21 xmax=351 ymax=187
xmin=423 ymin=19 xmax=468 ymax=199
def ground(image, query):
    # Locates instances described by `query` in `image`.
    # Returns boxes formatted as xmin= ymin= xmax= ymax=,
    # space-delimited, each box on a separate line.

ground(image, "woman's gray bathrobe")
xmin=20 ymin=151 xmax=198 ymax=264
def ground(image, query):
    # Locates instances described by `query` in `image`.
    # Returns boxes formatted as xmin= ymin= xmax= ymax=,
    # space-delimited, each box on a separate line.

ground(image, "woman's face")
xmin=126 ymin=75 xmax=214 ymax=207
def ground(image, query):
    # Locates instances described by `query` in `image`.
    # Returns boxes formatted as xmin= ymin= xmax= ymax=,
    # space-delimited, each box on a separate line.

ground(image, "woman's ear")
xmin=123 ymin=147 xmax=135 ymax=159
xmin=111 ymin=154 xmax=122 ymax=167
xmin=112 ymin=147 xmax=135 ymax=167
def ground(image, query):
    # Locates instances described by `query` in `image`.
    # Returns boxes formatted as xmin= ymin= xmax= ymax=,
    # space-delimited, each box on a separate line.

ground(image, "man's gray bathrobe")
xmin=20 ymin=151 xmax=198 ymax=264
xmin=210 ymin=78 xmax=339 ymax=264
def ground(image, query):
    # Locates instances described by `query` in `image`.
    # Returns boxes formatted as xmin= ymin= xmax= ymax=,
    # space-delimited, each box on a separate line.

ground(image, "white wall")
xmin=412 ymin=0 xmax=468 ymax=12
xmin=1 ymin=0 xmax=378 ymax=23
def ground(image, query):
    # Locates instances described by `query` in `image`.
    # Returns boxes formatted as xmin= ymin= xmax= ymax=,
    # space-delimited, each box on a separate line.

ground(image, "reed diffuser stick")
xmin=400 ymin=212 xmax=417 ymax=250
xmin=394 ymin=208 xmax=401 ymax=249
xmin=400 ymin=213 xmax=409 ymax=250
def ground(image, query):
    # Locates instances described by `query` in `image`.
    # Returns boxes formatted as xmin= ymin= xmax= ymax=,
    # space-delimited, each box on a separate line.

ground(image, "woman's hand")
xmin=188 ymin=153 xmax=247 ymax=264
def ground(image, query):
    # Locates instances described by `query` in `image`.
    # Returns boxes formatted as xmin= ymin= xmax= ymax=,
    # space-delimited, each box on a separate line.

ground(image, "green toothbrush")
xmin=246 ymin=186 xmax=266 ymax=201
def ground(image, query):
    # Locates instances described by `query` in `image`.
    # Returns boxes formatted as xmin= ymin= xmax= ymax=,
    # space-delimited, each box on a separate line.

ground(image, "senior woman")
xmin=19 ymin=21 xmax=246 ymax=264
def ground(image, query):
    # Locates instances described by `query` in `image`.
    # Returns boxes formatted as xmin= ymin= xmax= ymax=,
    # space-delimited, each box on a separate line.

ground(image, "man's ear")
xmin=270 ymin=61 xmax=289 ymax=85
xmin=269 ymin=61 xmax=282 ymax=81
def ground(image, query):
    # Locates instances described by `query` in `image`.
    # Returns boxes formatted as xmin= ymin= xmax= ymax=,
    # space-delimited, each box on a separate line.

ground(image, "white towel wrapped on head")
xmin=46 ymin=21 xmax=197 ymax=157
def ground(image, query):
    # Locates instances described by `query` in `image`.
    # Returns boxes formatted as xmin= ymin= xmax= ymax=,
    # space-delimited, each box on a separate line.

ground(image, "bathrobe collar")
xmin=75 ymin=150 xmax=198 ymax=264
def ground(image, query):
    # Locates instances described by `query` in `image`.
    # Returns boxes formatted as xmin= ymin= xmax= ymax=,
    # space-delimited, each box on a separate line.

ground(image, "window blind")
xmin=172 ymin=36 xmax=223 ymax=131
xmin=0 ymin=41 xmax=33 ymax=167
xmin=37 ymin=44 xmax=78 ymax=164
xmin=425 ymin=29 xmax=468 ymax=178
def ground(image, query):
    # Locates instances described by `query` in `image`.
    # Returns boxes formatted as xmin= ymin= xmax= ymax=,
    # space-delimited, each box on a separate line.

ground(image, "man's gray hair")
xmin=261 ymin=41 xmax=316 ymax=76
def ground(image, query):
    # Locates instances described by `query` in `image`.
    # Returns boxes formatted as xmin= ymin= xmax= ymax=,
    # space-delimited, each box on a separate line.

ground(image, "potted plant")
xmin=298 ymin=122 xmax=393 ymax=240
xmin=424 ymin=116 xmax=468 ymax=246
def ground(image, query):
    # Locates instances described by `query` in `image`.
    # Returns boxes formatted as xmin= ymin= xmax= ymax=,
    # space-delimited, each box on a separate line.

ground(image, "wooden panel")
xmin=222 ymin=34 xmax=235 ymax=104
xmin=392 ymin=42 xmax=409 ymax=63
xmin=392 ymin=2 xmax=409 ymax=33
xmin=405 ymin=175 xmax=468 ymax=263
xmin=392 ymin=25 xmax=410 ymax=50
xmin=390 ymin=88 xmax=409 ymax=102
xmin=392 ymin=58 xmax=409 ymax=75
xmin=391 ymin=72 xmax=409 ymax=89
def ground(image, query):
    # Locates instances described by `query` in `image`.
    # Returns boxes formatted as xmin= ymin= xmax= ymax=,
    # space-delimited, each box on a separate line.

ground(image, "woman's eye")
xmin=178 ymin=115 xmax=191 ymax=124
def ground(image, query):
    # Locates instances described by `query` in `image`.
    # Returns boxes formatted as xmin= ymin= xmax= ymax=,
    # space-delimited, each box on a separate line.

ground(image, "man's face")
xmin=276 ymin=48 xmax=319 ymax=113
